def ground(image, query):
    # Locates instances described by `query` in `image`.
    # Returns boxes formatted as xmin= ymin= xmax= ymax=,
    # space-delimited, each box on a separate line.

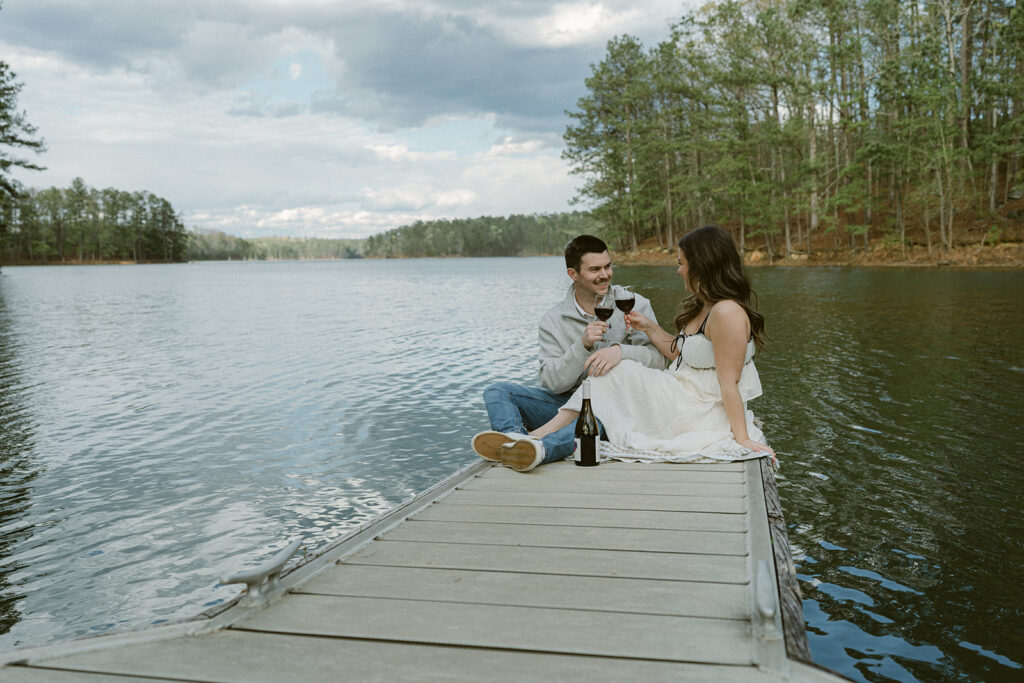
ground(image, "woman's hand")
xmin=739 ymin=438 xmax=778 ymax=468
xmin=625 ymin=311 xmax=654 ymax=333
xmin=737 ymin=438 xmax=774 ymax=456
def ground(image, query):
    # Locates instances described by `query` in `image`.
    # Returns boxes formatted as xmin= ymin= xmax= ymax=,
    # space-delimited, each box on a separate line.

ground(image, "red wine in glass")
xmin=615 ymin=285 xmax=636 ymax=331
xmin=594 ymin=289 xmax=615 ymax=333
xmin=594 ymin=291 xmax=615 ymax=344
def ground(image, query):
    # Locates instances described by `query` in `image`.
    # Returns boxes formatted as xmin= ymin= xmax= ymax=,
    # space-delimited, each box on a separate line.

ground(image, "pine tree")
xmin=0 ymin=61 xmax=45 ymax=200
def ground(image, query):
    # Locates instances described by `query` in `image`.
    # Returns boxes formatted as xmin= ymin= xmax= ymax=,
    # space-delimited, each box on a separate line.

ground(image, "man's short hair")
xmin=564 ymin=234 xmax=609 ymax=271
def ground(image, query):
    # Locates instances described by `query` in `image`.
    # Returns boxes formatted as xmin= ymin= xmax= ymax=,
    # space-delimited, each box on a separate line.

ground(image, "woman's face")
xmin=676 ymin=248 xmax=692 ymax=292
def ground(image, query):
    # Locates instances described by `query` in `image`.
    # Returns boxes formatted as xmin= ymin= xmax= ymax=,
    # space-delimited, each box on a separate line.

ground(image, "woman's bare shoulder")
xmin=710 ymin=299 xmax=746 ymax=319
xmin=708 ymin=300 xmax=750 ymax=337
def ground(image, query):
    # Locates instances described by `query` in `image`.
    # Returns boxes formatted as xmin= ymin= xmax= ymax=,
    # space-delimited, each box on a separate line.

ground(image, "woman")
xmin=530 ymin=225 xmax=775 ymax=464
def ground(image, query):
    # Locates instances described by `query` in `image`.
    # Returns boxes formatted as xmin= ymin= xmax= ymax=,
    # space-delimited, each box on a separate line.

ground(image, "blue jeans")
xmin=483 ymin=382 xmax=576 ymax=464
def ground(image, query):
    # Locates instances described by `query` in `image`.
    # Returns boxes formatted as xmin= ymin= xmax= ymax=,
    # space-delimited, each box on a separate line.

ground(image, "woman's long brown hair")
xmin=673 ymin=225 xmax=768 ymax=350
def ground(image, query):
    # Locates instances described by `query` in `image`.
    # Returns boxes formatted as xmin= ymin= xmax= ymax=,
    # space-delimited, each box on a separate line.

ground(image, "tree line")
xmin=189 ymin=213 xmax=601 ymax=261
xmin=361 ymin=212 xmax=602 ymax=258
xmin=0 ymin=178 xmax=190 ymax=263
xmin=186 ymin=231 xmax=362 ymax=261
xmin=563 ymin=0 xmax=1024 ymax=258
xmin=1 ymin=198 xmax=600 ymax=264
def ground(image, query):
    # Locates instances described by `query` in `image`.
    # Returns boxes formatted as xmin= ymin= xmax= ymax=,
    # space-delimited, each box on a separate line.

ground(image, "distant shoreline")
xmin=4 ymin=242 xmax=1022 ymax=269
xmin=616 ymin=242 xmax=1024 ymax=269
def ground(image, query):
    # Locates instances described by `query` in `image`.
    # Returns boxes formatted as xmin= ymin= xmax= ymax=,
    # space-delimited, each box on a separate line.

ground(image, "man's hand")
xmin=581 ymin=320 xmax=609 ymax=351
xmin=583 ymin=345 xmax=623 ymax=377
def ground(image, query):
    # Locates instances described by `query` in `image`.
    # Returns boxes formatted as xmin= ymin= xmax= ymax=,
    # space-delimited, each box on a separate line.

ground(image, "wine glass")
xmin=614 ymin=285 xmax=636 ymax=332
xmin=594 ymin=290 xmax=615 ymax=344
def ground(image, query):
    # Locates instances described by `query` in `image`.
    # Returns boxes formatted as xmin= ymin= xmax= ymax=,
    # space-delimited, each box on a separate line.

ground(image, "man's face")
xmin=569 ymin=250 xmax=613 ymax=298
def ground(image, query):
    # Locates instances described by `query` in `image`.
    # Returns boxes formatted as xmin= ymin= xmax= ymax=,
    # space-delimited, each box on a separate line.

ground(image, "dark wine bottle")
xmin=574 ymin=379 xmax=600 ymax=467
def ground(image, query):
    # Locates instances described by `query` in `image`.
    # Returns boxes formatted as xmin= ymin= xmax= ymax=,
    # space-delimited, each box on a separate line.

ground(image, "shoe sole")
xmin=472 ymin=431 xmax=512 ymax=461
xmin=500 ymin=441 xmax=540 ymax=472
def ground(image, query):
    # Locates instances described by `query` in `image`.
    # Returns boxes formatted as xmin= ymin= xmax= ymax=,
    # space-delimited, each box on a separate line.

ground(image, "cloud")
xmin=194 ymin=202 xmax=459 ymax=240
xmin=307 ymin=8 xmax=596 ymax=131
xmin=359 ymin=184 xmax=476 ymax=212
xmin=0 ymin=0 xmax=191 ymax=70
xmin=484 ymin=137 xmax=545 ymax=157
xmin=1 ymin=1 xmax=689 ymax=134
xmin=366 ymin=144 xmax=455 ymax=162
xmin=1 ymin=0 xmax=692 ymax=238
xmin=480 ymin=2 xmax=652 ymax=49
xmin=2 ymin=1 xmax=621 ymax=130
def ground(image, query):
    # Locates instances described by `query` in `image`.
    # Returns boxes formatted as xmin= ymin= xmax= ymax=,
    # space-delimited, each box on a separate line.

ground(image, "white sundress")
xmin=561 ymin=331 xmax=768 ymax=464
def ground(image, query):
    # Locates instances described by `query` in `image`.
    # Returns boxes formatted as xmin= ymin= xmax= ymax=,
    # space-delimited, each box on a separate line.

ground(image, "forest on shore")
xmin=3 ymin=185 xmax=1021 ymax=266
xmin=186 ymin=212 xmax=599 ymax=261
xmin=562 ymin=0 xmax=1024 ymax=259
xmin=0 ymin=178 xmax=189 ymax=264
xmin=0 ymin=188 xmax=598 ymax=264
xmin=186 ymin=231 xmax=362 ymax=261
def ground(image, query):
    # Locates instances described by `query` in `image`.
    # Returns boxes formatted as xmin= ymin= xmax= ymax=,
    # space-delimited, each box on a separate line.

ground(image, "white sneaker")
xmin=471 ymin=430 xmax=516 ymax=461
xmin=500 ymin=434 xmax=545 ymax=472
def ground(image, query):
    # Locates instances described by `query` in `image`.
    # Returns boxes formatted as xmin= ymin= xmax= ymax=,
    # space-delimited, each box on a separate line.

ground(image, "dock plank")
xmin=29 ymin=630 xmax=775 ymax=683
xmin=236 ymin=594 xmax=754 ymax=665
xmin=346 ymin=539 xmax=749 ymax=582
xmin=0 ymin=669 xmax=191 ymax=683
xmin=379 ymin=519 xmax=747 ymax=555
xmin=442 ymin=488 xmax=746 ymax=513
xmin=586 ymin=461 xmax=746 ymax=471
xmin=484 ymin=465 xmax=744 ymax=483
xmin=298 ymin=564 xmax=751 ymax=619
xmin=460 ymin=477 xmax=745 ymax=497
xmin=413 ymin=502 xmax=747 ymax=532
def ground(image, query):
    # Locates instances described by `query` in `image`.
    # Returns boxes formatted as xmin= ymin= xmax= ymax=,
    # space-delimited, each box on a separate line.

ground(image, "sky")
xmin=1 ymin=0 xmax=692 ymax=239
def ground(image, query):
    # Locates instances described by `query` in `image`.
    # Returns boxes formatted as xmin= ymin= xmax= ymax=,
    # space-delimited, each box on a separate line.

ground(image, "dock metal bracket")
xmin=221 ymin=539 xmax=303 ymax=607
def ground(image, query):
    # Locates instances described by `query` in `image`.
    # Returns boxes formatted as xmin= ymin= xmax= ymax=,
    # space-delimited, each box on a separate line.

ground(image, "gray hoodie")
xmin=537 ymin=285 xmax=668 ymax=394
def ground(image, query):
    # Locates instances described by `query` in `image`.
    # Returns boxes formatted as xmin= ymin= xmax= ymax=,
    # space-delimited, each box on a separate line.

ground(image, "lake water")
xmin=0 ymin=259 xmax=1021 ymax=682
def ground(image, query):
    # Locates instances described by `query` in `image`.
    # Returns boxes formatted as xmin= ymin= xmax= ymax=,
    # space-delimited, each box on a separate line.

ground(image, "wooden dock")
xmin=0 ymin=458 xmax=845 ymax=682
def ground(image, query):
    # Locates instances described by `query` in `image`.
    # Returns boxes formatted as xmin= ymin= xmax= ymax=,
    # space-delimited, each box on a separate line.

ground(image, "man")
xmin=472 ymin=234 xmax=667 ymax=471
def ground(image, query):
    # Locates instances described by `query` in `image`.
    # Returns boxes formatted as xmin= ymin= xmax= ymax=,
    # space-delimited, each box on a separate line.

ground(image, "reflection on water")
xmin=0 ymin=287 xmax=38 ymax=639
xmin=0 ymin=261 xmax=1021 ymax=683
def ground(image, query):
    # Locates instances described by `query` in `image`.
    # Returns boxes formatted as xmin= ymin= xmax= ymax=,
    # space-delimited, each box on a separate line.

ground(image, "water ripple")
xmin=1 ymin=262 xmax=1022 ymax=683
xmin=0 ymin=259 xmax=565 ymax=651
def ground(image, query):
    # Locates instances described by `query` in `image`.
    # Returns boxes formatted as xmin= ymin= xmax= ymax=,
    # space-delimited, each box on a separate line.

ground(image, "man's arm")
xmin=537 ymin=311 xmax=589 ymax=394
xmin=618 ymin=295 xmax=669 ymax=370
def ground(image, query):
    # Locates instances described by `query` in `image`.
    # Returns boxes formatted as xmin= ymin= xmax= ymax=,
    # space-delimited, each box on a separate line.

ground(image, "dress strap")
xmin=696 ymin=311 xmax=711 ymax=337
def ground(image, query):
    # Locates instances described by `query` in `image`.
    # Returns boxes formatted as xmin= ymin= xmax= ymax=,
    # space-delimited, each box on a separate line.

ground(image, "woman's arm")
xmin=625 ymin=311 xmax=680 ymax=361
xmin=708 ymin=301 xmax=775 ymax=455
